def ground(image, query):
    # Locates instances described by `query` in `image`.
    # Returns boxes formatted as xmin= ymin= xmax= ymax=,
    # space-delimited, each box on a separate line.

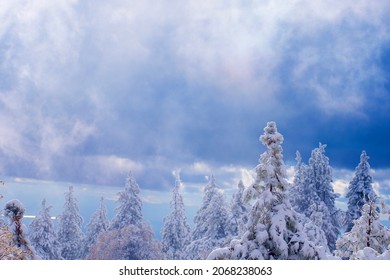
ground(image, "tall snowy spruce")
xmin=229 ymin=180 xmax=249 ymax=237
xmin=29 ymin=199 xmax=62 ymax=260
xmin=290 ymin=151 xmax=330 ymax=251
xmin=335 ymin=199 xmax=390 ymax=259
xmin=161 ymin=173 xmax=191 ymax=260
xmin=344 ymin=151 xmax=377 ymax=232
xmin=191 ymin=175 xmax=219 ymax=242
xmin=88 ymin=172 xmax=162 ymax=260
xmin=110 ymin=172 xmax=143 ymax=230
xmin=83 ymin=197 xmax=110 ymax=257
xmin=290 ymin=151 xmax=313 ymax=217
xmin=4 ymin=199 xmax=37 ymax=259
xmin=57 ymin=186 xmax=84 ymax=260
xmin=186 ymin=175 xmax=232 ymax=260
xmin=208 ymin=122 xmax=323 ymax=260
xmin=307 ymin=144 xmax=340 ymax=252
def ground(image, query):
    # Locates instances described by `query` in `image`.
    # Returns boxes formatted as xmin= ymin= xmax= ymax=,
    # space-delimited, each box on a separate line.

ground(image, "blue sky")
xmin=1 ymin=1 xmax=390 ymax=232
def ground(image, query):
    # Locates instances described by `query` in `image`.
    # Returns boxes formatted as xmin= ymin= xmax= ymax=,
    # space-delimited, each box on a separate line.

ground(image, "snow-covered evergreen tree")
xmin=353 ymin=246 xmax=390 ymax=260
xmin=307 ymin=144 xmax=340 ymax=252
xmin=0 ymin=194 xmax=24 ymax=260
xmin=335 ymin=199 xmax=390 ymax=259
xmin=290 ymin=145 xmax=341 ymax=252
xmin=88 ymin=172 xmax=162 ymax=259
xmin=57 ymin=186 xmax=84 ymax=260
xmin=83 ymin=197 xmax=110 ymax=258
xmin=190 ymin=175 xmax=218 ymax=241
xmin=289 ymin=151 xmax=330 ymax=251
xmin=29 ymin=199 xmax=62 ymax=260
xmin=205 ymin=189 xmax=232 ymax=240
xmin=208 ymin=122 xmax=323 ymax=260
xmin=345 ymin=151 xmax=377 ymax=232
xmin=88 ymin=222 xmax=163 ymax=260
xmin=290 ymin=151 xmax=312 ymax=217
xmin=161 ymin=173 xmax=191 ymax=260
xmin=186 ymin=175 xmax=232 ymax=260
xmin=229 ymin=180 xmax=249 ymax=237
xmin=4 ymin=199 xmax=37 ymax=259
xmin=303 ymin=203 xmax=331 ymax=250
xmin=110 ymin=172 xmax=142 ymax=230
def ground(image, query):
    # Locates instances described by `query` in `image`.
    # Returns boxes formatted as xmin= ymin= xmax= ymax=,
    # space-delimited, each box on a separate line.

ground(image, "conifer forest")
xmin=1 ymin=122 xmax=389 ymax=260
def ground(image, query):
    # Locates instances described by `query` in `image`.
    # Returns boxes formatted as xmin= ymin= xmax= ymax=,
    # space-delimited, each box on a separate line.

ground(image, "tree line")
xmin=1 ymin=121 xmax=389 ymax=260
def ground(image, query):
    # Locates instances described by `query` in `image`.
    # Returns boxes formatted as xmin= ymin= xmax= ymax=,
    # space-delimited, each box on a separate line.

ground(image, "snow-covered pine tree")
xmin=229 ymin=180 xmax=249 ymax=237
xmin=205 ymin=189 xmax=232 ymax=240
xmin=208 ymin=122 xmax=323 ymax=260
xmin=88 ymin=221 xmax=163 ymax=260
xmin=303 ymin=202 xmax=331 ymax=250
xmin=335 ymin=199 xmax=390 ymax=259
xmin=345 ymin=151 xmax=377 ymax=232
xmin=88 ymin=172 xmax=162 ymax=259
xmin=186 ymin=175 xmax=232 ymax=260
xmin=161 ymin=172 xmax=191 ymax=260
xmin=290 ymin=151 xmax=312 ymax=216
xmin=4 ymin=199 xmax=37 ymax=259
xmin=57 ymin=186 xmax=84 ymax=260
xmin=83 ymin=197 xmax=110 ymax=258
xmin=307 ymin=144 xmax=340 ymax=252
xmin=0 ymin=194 xmax=24 ymax=260
xmin=110 ymin=172 xmax=143 ymax=230
xmin=29 ymin=199 xmax=62 ymax=260
xmin=289 ymin=151 xmax=329 ymax=251
xmin=190 ymin=175 xmax=218 ymax=242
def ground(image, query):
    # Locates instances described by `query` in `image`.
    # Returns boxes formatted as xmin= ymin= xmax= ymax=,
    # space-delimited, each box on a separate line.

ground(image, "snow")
xmin=345 ymin=151 xmax=377 ymax=232
xmin=1 ymin=121 xmax=390 ymax=260
xmin=84 ymin=197 xmax=110 ymax=258
xmin=208 ymin=122 xmax=325 ymax=260
xmin=161 ymin=174 xmax=190 ymax=259
xmin=4 ymin=199 xmax=37 ymax=259
xmin=186 ymin=175 xmax=232 ymax=259
xmin=4 ymin=199 xmax=26 ymax=219
xmin=57 ymin=186 xmax=84 ymax=259
xmin=88 ymin=172 xmax=162 ymax=259
xmin=290 ymin=144 xmax=340 ymax=252
xmin=110 ymin=172 xmax=143 ymax=230
xmin=29 ymin=199 xmax=62 ymax=259
xmin=335 ymin=200 xmax=390 ymax=259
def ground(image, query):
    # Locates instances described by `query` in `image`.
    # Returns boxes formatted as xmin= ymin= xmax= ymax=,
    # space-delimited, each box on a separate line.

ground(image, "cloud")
xmin=188 ymin=162 xmax=213 ymax=175
xmin=82 ymin=155 xmax=144 ymax=185
xmin=0 ymin=0 xmax=390 ymax=186
xmin=371 ymin=169 xmax=390 ymax=200
xmin=278 ymin=2 xmax=390 ymax=115
xmin=333 ymin=179 xmax=349 ymax=197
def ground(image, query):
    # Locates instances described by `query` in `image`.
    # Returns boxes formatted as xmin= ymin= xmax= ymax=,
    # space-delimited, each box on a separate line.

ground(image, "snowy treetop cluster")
xmin=1 ymin=121 xmax=389 ymax=260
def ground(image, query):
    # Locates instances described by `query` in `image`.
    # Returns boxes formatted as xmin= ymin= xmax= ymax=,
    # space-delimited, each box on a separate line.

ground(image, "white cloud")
xmin=41 ymin=120 xmax=95 ymax=154
xmin=333 ymin=179 xmax=349 ymax=197
xmin=188 ymin=161 xmax=213 ymax=175
xmin=285 ymin=166 xmax=296 ymax=184
xmin=83 ymin=155 xmax=144 ymax=184
xmin=141 ymin=189 xmax=171 ymax=205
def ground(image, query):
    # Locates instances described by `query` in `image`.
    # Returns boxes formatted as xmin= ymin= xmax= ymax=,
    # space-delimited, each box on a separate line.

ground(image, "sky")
xmin=1 ymin=1 xmax=390 ymax=231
